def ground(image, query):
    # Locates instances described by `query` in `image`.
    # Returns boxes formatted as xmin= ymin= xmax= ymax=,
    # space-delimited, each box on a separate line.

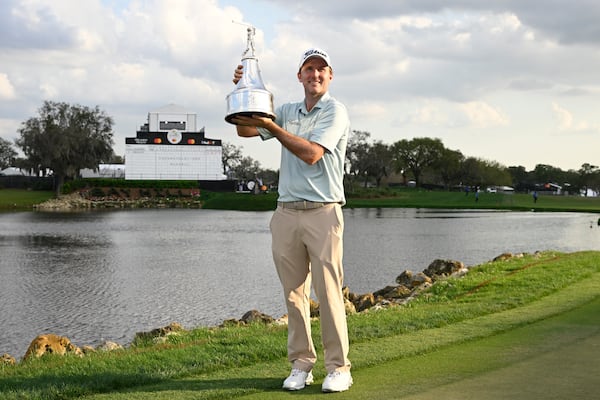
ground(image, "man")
xmin=231 ymin=47 xmax=352 ymax=393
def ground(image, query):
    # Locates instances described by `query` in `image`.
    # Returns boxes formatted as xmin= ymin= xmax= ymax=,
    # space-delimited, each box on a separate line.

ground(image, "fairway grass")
xmin=0 ymin=189 xmax=54 ymax=210
xmin=2 ymin=251 xmax=598 ymax=399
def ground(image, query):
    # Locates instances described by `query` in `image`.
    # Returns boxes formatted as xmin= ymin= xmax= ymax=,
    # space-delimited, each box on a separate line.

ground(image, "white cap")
xmin=298 ymin=48 xmax=332 ymax=71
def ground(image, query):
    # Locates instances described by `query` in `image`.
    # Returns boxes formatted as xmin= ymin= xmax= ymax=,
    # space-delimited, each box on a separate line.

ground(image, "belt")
xmin=277 ymin=200 xmax=335 ymax=210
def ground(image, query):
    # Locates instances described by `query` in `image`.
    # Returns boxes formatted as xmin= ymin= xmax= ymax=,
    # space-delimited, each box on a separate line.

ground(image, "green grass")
xmin=344 ymin=188 xmax=600 ymax=212
xmin=3 ymin=187 xmax=600 ymax=213
xmin=198 ymin=188 xmax=600 ymax=213
xmin=0 ymin=189 xmax=54 ymax=211
xmin=1 ymin=250 xmax=599 ymax=399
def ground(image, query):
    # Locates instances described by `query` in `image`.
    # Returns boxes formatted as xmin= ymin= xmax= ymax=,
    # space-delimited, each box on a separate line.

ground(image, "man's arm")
xmin=233 ymin=115 xmax=325 ymax=165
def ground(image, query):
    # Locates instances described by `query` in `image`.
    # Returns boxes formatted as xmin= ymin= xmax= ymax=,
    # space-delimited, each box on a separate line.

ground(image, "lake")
xmin=1 ymin=208 xmax=599 ymax=358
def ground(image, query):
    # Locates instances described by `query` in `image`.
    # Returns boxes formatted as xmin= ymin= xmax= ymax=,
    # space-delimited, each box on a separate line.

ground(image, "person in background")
xmin=230 ymin=47 xmax=352 ymax=393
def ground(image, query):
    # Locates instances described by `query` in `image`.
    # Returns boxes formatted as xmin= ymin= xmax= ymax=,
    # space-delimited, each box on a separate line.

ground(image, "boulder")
xmin=374 ymin=285 xmax=412 ymax=299
xmin=493 ymin=252 xmax=513 ymax=262
xmin=411 ymin=272 xmax=433 ymax=286
xmin=344 ymin=298 xmax=357 ymax=315
xmin=134 ymin=322 xmax=184 ymax=341
xmin=96 ymin=340 xmax=124 ymax=352
xmin=354 ymin=293 xmax=376 ymax=312
xmin=273 ymin=314 xmax=288 ymax=326
xmin=240 ymin=310 xmax=274 ymax=324
xmin=310 ymin=299 xmax=320 ymax=318
xmin=396 ymin=270 xmax=414 ymax=286
xmin=23 ymin=334 xmax=83 ymax=360
xmin=423 ymin=259 xmax=466 ymax=278
xmin=493 ymin=252 xmax=525 ymax=262
xmin=2 ymin=353 xmax=16 ymax=366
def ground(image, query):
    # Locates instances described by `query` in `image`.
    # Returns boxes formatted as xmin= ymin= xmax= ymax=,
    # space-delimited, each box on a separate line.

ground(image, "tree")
xmin=15 ymin=101 xmax=114 ymax=196
xmin=221 ymin=142 xmax=244 ymax=177
xmin=392 ymin=137 xmax=445 ymax=187
xmin=436 ymin=148 xmax=464 ymax=189
xmin=579 ymin=163 xmax=599 ymax=196
xmin=363 ymin=140 xmax=392 ymax=187
xmin=0 ymin=137 xmax=17 ymax=170
xmin=231 ymin=156 xmax=261 ymax=181
xmin=345 ymin=130 xmax=371 ymax=189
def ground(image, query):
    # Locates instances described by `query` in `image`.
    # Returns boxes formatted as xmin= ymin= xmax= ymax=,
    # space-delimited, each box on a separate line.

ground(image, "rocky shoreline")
xmin=1 ymin=252 xmax=528 ymax=366
xmin=33 ymin=190 xmax=203 ymax=211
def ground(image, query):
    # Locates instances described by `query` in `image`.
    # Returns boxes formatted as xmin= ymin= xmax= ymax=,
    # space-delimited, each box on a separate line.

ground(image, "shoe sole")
xmin=282 ymin=376 xmax=314 ymax=391
xmin=322 ymin=379 xmax=353 ymax=392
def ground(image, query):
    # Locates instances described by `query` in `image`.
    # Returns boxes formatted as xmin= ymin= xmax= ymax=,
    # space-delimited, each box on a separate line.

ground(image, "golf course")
xmin=0 ymin=188 xmax=599 ymax=399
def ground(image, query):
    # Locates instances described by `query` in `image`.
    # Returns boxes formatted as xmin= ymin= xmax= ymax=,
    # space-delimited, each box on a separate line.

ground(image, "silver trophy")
xmin=225 ymin=24 xmax=275 ymax=124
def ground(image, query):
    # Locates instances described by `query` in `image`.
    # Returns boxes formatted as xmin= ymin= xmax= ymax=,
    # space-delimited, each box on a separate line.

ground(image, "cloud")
xmin=0 ymin=0 xmax=77 ymax=49
xmin=0 ymin=73 xmax=16 ymax=99
xmin=459 ymin=101 xmax=509 ymax=128
xmin=552 ymin=102 xmax=598 ymax=133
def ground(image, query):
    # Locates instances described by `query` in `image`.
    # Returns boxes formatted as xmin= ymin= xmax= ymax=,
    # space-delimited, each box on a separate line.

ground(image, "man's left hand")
xmin=231 ymin=115 xmax=273 ymax=129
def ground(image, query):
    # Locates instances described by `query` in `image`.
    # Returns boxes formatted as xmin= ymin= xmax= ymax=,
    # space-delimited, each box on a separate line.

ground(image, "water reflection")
xmin=1 ymin=208 xmax=599 ymax=359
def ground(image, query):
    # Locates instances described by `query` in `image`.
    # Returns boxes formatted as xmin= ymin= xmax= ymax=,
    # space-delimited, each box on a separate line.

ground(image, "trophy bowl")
xmin=225 ymin=87 xmax=275 ymax=124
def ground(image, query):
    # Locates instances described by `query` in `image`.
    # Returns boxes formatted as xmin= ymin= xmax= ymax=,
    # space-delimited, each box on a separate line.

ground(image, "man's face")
xmin=297 ymin=57 xmax=332 ymax=97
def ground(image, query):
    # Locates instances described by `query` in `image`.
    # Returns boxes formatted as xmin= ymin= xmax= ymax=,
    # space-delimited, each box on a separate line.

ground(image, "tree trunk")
xmin=54 ymin=174 xmax=65 ymax=198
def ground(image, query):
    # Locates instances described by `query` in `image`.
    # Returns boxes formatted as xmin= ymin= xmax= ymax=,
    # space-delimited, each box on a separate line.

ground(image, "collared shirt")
xmin=258 ymin=92 xmax=350 ymax=204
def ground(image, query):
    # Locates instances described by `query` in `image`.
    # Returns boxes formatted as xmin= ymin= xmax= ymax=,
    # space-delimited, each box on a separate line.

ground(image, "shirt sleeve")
xmin=309 ymin=100 xmax=349 ymax=153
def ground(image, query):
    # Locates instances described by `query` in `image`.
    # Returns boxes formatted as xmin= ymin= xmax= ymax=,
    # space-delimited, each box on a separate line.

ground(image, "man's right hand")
xmin=232 ymin=64 xmax=243 ymax=84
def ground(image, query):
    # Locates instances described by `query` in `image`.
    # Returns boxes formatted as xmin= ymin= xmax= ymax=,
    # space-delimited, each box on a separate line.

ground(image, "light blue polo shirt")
xmin=258 ymin=92 xmax=350 ymax=204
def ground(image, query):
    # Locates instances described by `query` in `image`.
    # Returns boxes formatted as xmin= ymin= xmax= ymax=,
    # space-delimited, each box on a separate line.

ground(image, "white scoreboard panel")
xmin=125 ymin=144 xmax=225 ymax=180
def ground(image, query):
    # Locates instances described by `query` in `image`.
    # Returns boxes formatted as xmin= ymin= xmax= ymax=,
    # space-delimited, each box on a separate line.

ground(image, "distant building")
xmin=80 ymin=164 xmax=125 ymax=178
xmin=125 ymin=104 xmax=226 ymax=180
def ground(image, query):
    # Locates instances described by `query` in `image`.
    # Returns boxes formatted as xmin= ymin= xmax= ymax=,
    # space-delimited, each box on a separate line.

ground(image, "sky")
xmin=1 ymin=0 xmax=599 ymax=172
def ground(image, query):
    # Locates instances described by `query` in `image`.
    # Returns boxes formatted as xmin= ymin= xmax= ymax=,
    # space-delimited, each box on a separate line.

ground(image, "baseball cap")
xmin=298 ymin=48 xmax=332 ymax=71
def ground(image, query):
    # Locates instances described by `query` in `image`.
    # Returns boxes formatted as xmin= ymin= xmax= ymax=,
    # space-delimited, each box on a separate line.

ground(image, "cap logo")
xmin=303 ymin=49 xmax=328 ymax=59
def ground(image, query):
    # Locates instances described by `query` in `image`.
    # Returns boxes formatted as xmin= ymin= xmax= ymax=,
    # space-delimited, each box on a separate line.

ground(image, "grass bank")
xmin=0 ymin=189 xmax=54 ymax=211
xmin=2 ymin=187 xmax=600 ymax=212
xmin=201 ymin=188 xmax=600 ymax=212
xmin=1 ymin=250 xmax=598 ymax=399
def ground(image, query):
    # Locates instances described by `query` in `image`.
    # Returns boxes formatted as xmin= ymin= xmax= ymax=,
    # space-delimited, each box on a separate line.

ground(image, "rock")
xmin=81 ymin=345 xmax=96 ymax=354
xmin=342 ymin=286 xmax=351 ymax=299
xmin=375 ymin=285 xmax=411 ymax=299
xmin=34 ymin=193 xmax=92 ymax=211
xmin=492 ymin=252 xmax=513 ymax=262
xmin=96 ymin=341 xmax=123 ymax=352
xmin=23 ymin=334 xmax=83 ymax=360
xmin=221 ymin=319 xmax=243 ymax=327
xmin=354 ymin=293 xmax=376 ymax=312
xmin=240 ymin=310 xmax=274 ymax=324
xmin=273 ymin=314 xmax=288 ymax=326
xmin=2 ymin=353 xmax=16 ymax=366
xmin=344 ymin=298 xmax=357 ymax=315
xmin=134 ymin=322 xmax=185 ymax=341
xmin=396 ymin=270 xmax=414 ymax=286
xmin=310 ymin=299 xmax=320 ymax=318
xmin=411 ymin=272 xmax=433 ymax=287
xmin=423 ymin=259 xmax=466 ymax=277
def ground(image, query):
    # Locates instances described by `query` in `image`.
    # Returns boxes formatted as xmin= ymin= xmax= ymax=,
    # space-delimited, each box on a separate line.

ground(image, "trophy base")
xmin=225 ymin=111 xmax=276 ymax=125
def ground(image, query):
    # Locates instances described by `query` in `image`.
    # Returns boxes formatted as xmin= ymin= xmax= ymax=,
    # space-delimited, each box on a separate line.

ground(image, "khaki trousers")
xmin=270 ymin=203 xmax=351 ymax=373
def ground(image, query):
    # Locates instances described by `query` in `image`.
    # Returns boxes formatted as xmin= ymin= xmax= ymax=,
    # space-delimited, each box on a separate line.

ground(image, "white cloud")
xmin=552 ymin=102 xmax=574 ymax=130
xmin=0 ymin=73 xmax=16 ymax=99
xmin=552 ymin=102 xmax=597 ymax=133
xmin=459 ymin=102 xmax=509 ymax=128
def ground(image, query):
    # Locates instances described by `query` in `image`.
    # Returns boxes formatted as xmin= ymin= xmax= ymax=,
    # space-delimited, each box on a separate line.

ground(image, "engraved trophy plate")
xmin=225 ymin=24 xmax=275 ymax=124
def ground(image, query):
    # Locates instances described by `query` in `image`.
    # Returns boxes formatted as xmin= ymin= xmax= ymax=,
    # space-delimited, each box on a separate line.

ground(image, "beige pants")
xmin=270 ymin=203 xmax=351 ymax=373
